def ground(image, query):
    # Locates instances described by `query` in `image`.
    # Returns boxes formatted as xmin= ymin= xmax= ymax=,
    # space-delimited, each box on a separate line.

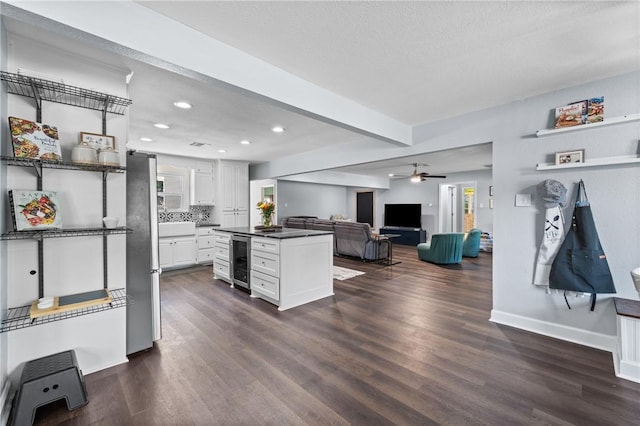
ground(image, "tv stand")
xmin=380 ymin=228 xmax=427 ymax=246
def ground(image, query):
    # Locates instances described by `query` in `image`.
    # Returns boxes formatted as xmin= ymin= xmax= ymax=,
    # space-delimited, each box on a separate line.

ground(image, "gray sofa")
xmin=280 ymin=216 xmax=389 ymax=261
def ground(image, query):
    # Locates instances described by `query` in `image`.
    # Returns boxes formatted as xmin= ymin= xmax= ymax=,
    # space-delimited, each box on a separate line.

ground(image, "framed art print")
xmin=80 ymin=132 xmax=115 ymax=151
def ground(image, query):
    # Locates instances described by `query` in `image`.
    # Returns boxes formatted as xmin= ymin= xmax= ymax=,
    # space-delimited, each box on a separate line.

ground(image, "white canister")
xmin=98 ymin=148 xmax=120 ymax=166
xmin=71 ymin=142 xmax=97 ymax=164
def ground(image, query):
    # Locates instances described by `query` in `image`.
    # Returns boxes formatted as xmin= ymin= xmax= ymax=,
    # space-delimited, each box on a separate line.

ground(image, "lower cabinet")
xmin=197 ymin=226 xmax=216 ymax=264
xmin=213 ymin=231 xmax=231 ymax=282
xmin=159 ymin=236 xmax=196 ymax=269
xmin=249 ymin=234 xmax=333 ymax=311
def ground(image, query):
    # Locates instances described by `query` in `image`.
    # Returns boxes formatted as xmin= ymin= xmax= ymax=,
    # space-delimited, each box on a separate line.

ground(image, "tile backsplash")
xmin=159 ymin=205 xmax=215 ymax=225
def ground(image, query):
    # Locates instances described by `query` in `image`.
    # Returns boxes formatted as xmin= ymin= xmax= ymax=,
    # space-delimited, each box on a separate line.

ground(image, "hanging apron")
xmin=549 ymin=180 xmax=616 ymax=310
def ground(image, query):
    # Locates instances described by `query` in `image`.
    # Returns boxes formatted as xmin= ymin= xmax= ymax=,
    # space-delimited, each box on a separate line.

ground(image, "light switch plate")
xmin=515 ymin=193 xmax=532 ymax=207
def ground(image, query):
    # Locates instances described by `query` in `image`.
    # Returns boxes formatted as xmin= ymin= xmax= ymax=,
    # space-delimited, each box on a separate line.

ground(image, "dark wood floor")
xmin=35 ymin=245 xmax=639 ymax=425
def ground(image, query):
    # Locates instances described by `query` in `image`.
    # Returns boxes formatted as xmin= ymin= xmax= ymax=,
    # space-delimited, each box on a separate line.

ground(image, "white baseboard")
xmin=490 ymin=309 xmax=616 ymax=352
xmin=0 ymin=381 xmax=12 ymax=426
xmin=83 ymin=357 xmax=129 ymax=375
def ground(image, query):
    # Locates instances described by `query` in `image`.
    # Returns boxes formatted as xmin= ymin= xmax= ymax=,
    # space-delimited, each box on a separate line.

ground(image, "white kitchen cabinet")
xmin=190 ymin=161 xmax=215 ymax=205
xmin=197 ymin=226 xmax=216 ymax=264
xmin=249 ymin=234 xmax=333 ymax=311
xmin=216 ymin=160 xmax=249 ymax=226
xmin=193 ymin=172 xmax=215 ymax=205
xmin=213 ymin=231 xmax=232 ymax=282
xmin=159 ymin=236 xmax=196 ymax=269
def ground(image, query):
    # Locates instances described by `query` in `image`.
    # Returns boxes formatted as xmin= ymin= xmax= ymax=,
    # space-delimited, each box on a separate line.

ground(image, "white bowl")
xmin=37 ymin=297 xmax=54 ymax=309
xmin=103 ymin=217 xmax=119 ymax=228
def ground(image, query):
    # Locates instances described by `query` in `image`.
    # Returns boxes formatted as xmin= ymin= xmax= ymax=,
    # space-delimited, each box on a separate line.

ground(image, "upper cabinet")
xmin=191 ymin=160 xmax=215 ymax=205
xmin=216 ymin=160 xmax=249 ymax=227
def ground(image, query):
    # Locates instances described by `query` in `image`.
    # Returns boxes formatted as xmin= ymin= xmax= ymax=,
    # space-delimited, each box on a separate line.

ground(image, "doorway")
xmin=439 ymin=181 xmax=477 ymax=233
xmin=356 ymin=191 xmax=374 ymax=227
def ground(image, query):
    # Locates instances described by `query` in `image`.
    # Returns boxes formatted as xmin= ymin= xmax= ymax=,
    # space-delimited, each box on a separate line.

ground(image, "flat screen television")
xmin=384 ymin=203 xmax=421 ymax=229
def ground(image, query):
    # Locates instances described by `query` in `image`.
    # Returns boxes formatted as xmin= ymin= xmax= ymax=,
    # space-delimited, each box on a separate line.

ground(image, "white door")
xmin=439 ymin=184 xmax=457 ymax=233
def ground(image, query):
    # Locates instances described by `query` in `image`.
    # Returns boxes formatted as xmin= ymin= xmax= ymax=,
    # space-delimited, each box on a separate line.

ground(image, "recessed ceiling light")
xmin=154 ymin=123 xmax=170 ymax=129
xmin=240 ymin=140 xmax=251 ymax=145
xmin=173 ymin=101 xmax=192 ymax=109
xmin=218 ymin=149 xmax=226 ymax=153
xmin=388 ymin=173 xmax=394 ymax=177
xmin=271 ymin=126 xmax=285 ymax=133
xmin=140 ymin=137 xmax=153 ymax=142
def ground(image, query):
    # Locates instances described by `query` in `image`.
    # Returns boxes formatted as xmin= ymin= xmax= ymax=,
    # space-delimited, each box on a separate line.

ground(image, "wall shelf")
xmin=0 ymin=71 xmax=131 ymax=115
xmin=536 ymin=113 xmax=639 ymax=137
xmin=0 ymin=227 xmax=130 ymax=241
xmin=536 ymin=154 xmax=640 ymax=171
xmin=1 ymin=156 xmax=125 ymax=173
xmin=0 ymin=288 xmax=129 ymax=333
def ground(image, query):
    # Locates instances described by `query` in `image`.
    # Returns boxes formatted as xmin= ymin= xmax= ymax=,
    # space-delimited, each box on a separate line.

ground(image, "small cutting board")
xmin=30 ymin=289 xmax=113 ymax=319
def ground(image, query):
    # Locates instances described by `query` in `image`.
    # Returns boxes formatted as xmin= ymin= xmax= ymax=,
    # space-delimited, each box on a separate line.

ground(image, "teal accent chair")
xmin=462 ymin=228 xmax=482 ymax=258
xmin=417 ymin=233 xmax=464 ymax=264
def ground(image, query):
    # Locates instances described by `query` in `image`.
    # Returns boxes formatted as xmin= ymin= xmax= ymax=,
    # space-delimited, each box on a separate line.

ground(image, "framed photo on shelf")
xmin=80 ymin=132 xmax=115 ymax=151
xmin=555 ymin=149 xmax=585 ymax=165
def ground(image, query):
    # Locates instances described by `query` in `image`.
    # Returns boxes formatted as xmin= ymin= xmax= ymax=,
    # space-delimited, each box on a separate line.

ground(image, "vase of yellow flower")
xmin=256 ymin=200 xmax=275 ymax=228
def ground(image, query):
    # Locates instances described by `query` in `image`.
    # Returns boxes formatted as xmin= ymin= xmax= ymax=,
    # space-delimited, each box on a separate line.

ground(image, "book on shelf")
xmin=9 ymin=116 xmax=62 ymax=160
xmin=587 ymin=96 xmax=604 ymax=123
xmin=554 ymin=103 xmax=583 ymax=128
xmin=9 ymin=190 xmax=63 ymax=231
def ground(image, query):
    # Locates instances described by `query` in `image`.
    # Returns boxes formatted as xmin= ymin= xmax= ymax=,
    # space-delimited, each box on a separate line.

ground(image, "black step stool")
xmin=9 ymin=350 xmax=88 ymax=426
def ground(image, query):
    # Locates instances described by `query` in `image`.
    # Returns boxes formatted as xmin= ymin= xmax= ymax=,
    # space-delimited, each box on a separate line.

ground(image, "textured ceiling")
xmin=140 ymin=1 xmax=640 ymax=126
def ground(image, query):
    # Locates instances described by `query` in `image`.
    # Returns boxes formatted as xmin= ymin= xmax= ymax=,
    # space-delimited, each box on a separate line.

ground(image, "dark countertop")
xmin=216 ymin=226 xmax=333 ymax=239
xmin=196 ymin=223 xmax=220 ymax=227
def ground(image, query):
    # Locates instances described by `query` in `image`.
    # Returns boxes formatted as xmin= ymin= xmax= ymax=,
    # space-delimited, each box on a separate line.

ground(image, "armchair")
xmin=417 ymin=233 xmax=464 ymax=264
xmin=462 ymin=228 xmax=482 ymax=258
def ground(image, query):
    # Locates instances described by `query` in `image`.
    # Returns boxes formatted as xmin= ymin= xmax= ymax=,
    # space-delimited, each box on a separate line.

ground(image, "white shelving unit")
xmin=536 ymin=112 xmax=640 ymax=171
xmin=536 ymin=113 xmax=639 ymax=137
xmin=536 ymin=154 xmax=640 ymax=171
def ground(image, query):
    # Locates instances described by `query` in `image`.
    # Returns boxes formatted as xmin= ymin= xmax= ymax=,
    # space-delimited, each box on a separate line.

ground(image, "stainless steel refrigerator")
xmin=126 ymin=151 xmax=162 ymax=354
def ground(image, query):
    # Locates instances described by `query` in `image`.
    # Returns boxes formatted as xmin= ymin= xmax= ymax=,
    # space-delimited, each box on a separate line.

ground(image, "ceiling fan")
xmin=409 ymin=163 xmax=446 ymax=182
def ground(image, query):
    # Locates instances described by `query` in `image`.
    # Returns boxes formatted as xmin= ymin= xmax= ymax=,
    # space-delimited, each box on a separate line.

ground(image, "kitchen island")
xmin=213 ymin=227 xmax=334 ymax=311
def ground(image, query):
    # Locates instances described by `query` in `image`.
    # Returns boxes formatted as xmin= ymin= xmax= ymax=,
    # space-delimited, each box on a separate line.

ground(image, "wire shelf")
xmin=0 ymin=288 xmax=130 ymax=333
xmin=0 ymin=71 xmax=132 ymax=115
xmin=0 ymin=227 xmax=131 ymax=241
xmin=1 ymin=156 xmax=126 ymax=173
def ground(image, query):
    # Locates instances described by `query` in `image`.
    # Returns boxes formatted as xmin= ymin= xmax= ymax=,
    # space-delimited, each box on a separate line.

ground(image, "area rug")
xmin=333 ymin=266 xmax=365 ymax=281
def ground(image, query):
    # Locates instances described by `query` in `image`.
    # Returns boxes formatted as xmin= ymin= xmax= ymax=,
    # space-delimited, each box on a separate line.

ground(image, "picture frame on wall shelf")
xmin=80 ymin=132 xmax=115 ymax=151
xmin=555 ymin=149 xmax=585 ymax=165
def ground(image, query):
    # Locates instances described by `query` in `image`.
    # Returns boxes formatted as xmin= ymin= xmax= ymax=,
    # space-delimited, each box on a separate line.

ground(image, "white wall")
xmin=2 ymin=33 xmax=129 ymax=375
xmin=276 ymin=180 xmax=348 ymax=221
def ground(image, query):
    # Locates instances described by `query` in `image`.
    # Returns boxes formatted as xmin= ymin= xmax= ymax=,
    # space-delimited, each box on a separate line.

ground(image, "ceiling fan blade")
xmin=421 ymin=175 xmax=447 ymax=179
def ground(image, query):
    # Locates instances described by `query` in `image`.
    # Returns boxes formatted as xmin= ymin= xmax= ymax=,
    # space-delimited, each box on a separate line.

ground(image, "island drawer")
xmin=251 ymin=237 xmax=280 ymax=254
xmin=214 ymin=232 xmax=232 ymax=244
xmin=214 ymin=258 xmax=230 ymax=280
xmin=251 ymin=251 xmax=279 ymax=277
xmin=214 ymin=245 xmax=230 ymax=261
xmin=251 ymin=270 xmax=279 ymax=300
